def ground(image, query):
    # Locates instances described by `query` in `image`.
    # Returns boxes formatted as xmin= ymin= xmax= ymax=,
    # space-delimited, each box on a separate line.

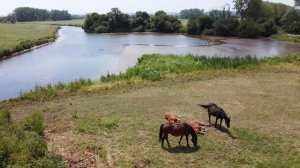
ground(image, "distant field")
xmin=272 ymin=31 xmax=300 ymax=43
xmin=33 ymin=19 xmax=84 ymax=27
xmin=0 ymin=23 xmax=58 ymax=57
xmin=180 ymin=19 xmax=188 ymax=27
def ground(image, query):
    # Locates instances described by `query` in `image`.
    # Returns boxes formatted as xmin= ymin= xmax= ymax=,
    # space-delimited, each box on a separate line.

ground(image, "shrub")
xmin=0 ymin=110 xmax=11 ymax=123
xmin=202 ymin=28 xmax=215 ymax=35
xmin=138 ymin=68 xmax=162 ymax=81
xmin=213 ymin=18 xmax=239 ymax=36
xmin=258 ymin=19 xmax=277 ymax=37
xmin=280 ymin=9 xmax=300 ymax=34
xmin=95 ymin=26 xmax=109 ymax=33
xmin=0 ymin=111 xmax=65 ymax=167
xmin=179 ymin=27 xmax=187 ymax=33
xmin=187 ymin=16 xmax=213 ymax=35
xmin=237 ymin=20 xmax=260 ymax=38
xmin=22 ymin=112 xmax=44 ymax=135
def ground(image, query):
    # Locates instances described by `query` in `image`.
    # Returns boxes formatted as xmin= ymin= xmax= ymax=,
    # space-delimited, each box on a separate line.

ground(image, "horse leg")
xmin=161 ymin=134 xmax=165 ymax=147
xmin=165 ymin=134 xmax=171 ymax=148
xmin=186 ymin=134 xmax=190 ymax=147
xmin=208 ymin=113 xmax=211 ymax=123
xmin=179 ymin=135 xmax=183 ymax=145
xmin=220 ymin=118 xmax=223 ymax=129
xmin=215 ymin=117 xmax=218 ymax=127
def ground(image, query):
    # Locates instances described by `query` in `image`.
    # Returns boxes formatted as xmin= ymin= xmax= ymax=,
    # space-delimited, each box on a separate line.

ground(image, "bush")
xmin=0 ymin=110 xmax=11 ymax=123
xmin=280 ymin=9 xmax=300 ymax=34
xmin=237 ymin=20 xmax=260 ymax=38
xmin=179 ymin=27 xmax=187 ymax=33
xmin=138 ymin=68 xmax=162 ymax=81
xmin=22 ymin=112 xmax=44 ymax=135
xmin=258 ymin=19 xmax=277 ymax=37
xmin=213 ymin=18 xmax=239 ymax=36
xmin=0 ymin=111 xmax=65 ymax=168
xmin=202 ymin=28 xmax=215 ymax=35
xmin=95 ymin=26 xmax=109 ymax=33
xmin=187 ymin=16 xmax=213 ymax=35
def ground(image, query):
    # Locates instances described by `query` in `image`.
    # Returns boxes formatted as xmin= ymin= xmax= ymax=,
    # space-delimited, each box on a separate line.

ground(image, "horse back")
xmin=208 ymin=104 xmax=224 ymax=118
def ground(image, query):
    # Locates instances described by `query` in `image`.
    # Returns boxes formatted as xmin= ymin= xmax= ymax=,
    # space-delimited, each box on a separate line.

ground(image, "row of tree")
xmin=186 ymin=0 xmax=300 ymax=36
xmin=83 ymin=8 xmax=182 ymax=33
xmin=2 ymin=7 xmax=72 ymax=22
xmin=83 ymin=0 xmax=300 ymax=36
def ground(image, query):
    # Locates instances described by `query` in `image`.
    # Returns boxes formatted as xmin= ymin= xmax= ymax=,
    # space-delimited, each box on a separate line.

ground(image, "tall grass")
xmin=0 ymin=110 xmax=65 ymax=167
xmin=19 ymin=53 xmax=300 ymax=101
xmin=20 ymin=78 xmax=93 ymax=100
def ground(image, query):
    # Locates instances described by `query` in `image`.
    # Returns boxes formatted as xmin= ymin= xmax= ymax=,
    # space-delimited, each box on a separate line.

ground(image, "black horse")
xmin=159 ymin=123 xmax=198 ymax=148
xmin=200 ymin=103 xmax=231 ymax=129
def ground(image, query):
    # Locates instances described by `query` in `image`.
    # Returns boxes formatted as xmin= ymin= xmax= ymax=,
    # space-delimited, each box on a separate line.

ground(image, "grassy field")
xmin=180 ymin=19 xmax=188 ymax=27
xmin=0 ymin=23 xmax=58 ymax=57
xmin=1 ymin=54 xmax=300 ymax=167
xmin=272 ymin=29 xmax=300 ymax=43
xmin=32 ymin=19 xmax=84 ymax=27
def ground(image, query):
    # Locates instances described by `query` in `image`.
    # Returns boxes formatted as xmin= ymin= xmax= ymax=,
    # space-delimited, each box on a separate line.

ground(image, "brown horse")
xmin=159 ymin=123 xmax=198 ymax=148
xmin=164 ymin=112 xmax=180 ymax=123
xmin=188 ymin=120 xmax=207 ymax=134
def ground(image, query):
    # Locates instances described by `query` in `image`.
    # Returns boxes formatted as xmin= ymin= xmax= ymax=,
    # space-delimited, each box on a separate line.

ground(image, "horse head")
xmin=191 ymin=136 xmax=198 ymax=147
xmin=188 ymin=124 xmax=198 ymax=147
xmin=225 ymin=117 xmax=231 ymax=128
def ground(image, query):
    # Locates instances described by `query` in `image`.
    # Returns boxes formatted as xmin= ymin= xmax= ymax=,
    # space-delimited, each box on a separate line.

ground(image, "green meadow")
xmin=1 ymin=53 xmax=300 ymax=167
xmin=0 ymin=23 xmax=58 ymax=58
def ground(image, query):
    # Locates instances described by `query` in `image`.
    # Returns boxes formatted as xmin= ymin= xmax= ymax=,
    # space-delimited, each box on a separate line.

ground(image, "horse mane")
xmin=183 ymin=123 xmax=197 ymax=140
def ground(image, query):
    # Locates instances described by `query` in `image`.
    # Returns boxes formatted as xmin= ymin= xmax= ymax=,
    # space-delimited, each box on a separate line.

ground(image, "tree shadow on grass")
xmin=162 ymin=145 xmax=200 ymax=153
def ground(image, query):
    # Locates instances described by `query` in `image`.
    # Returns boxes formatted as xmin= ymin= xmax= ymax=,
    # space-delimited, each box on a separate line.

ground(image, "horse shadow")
xmin=162 ymin=145 xmax=200 ymax=153
xmin=212 ymin=124 xmax=236 ymax=139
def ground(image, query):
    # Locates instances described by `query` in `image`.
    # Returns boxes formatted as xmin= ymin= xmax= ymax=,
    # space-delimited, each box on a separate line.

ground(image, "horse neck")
xmin=186 ymin=124 xmax=197 ymax=140
xmin=223 ymin=111 xmax=229 ymax=120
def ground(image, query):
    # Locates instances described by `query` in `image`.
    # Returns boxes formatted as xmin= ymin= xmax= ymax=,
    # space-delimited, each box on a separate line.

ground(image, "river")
xmin=0 ymin=26 xmax=299 ymax=100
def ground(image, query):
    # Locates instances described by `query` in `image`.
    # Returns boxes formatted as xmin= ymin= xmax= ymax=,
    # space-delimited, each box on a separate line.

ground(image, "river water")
xmin=0 ymin=26 xmax=299 ymax=100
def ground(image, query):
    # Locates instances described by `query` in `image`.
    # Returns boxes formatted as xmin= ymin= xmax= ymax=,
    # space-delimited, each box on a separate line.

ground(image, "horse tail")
xmin=199 ymin=104 xmax=209 ymax=109
xmin=159 ymin=124 xmax=164 ymax=142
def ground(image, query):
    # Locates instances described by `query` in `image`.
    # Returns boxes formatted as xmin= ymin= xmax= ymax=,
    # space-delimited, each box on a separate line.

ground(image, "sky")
xmin=0 ymin=0 xmax=296 ymax=16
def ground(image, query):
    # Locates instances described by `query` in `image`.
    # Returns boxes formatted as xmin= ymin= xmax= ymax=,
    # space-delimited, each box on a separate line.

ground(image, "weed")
xmin=22 ymin=112 xmax=44 ymax=135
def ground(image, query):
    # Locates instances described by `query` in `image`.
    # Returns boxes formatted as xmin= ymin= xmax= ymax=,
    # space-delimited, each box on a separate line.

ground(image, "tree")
xmin=131 ymin=11 xmax=150 ymax=32
xmin=280 ymin=9 xmax=300 ymax=34
xmin=108 ymin=8 xmax=130 ymax=32
xmin=187 ymin=16 xmax=213 ymax=34
xmin=150 ymin=10 xmax=182 ymax=33
xmin=179 ymin=9 xmax=204 ymax=19
xmin=237 ymin=20 xmax=260 ymax=37
xmin=82 ymin=8 xmax=130 ymax=33
xmin=233 ymin=0 xmax=263 ymax=20
xmin=50 ymin=10 xmax=71 ymax=21
xmin=213 ymin=18 xmax=239 ymax=36
xmin=13 ymin=7 xmax=50 ymax=22
xmin=296 ymin=0 xmax=300 ymax=6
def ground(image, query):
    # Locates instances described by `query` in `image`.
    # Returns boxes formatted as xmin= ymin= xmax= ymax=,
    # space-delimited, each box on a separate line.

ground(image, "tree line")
xmin=0 ymin=7 xmax=72 ymax=23
xmin=84 ymin=1 xmax=300 ymax=37
xmin=83 ymin=8 xmax=182 ymax=33
xmin=187 ymin=0 xmax=300 ymax=37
